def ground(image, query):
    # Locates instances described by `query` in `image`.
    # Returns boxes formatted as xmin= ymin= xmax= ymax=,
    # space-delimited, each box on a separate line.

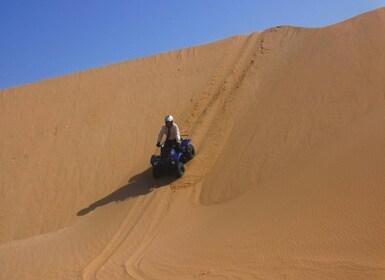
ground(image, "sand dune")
xmin=1 ymin=7 xmax=385 ymax=280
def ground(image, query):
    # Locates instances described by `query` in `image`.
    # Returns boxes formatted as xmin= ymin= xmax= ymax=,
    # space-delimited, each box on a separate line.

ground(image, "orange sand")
xmin=1 ymin=7 xmax=385 ymax=280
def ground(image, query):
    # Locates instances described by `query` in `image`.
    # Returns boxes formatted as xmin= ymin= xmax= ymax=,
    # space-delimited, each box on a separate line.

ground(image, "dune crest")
xmin=1 ymin=7 xmax=385 ymax=279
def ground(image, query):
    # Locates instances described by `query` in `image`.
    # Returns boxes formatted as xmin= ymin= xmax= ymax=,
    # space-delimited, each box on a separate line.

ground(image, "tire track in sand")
xmin=171 ymin=32 xmax=262 ymax=190
xmin=81 ymin=189 xmax=171 ymax=280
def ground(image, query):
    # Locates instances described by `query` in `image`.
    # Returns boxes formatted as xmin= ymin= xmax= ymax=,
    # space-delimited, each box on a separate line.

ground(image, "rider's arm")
xmin=157 ymin=126 xmax=165 ymax=143
xmin=175 ymin=124 xmax=181 ymax=143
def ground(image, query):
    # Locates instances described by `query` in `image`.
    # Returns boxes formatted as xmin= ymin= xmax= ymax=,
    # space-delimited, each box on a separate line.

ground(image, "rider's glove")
xmin=156 ymin=142 xmax=161 ymax=147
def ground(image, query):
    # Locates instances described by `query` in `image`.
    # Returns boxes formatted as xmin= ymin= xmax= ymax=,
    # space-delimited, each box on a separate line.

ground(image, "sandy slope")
xmin=1 ymin=7 xmax=385 ymax=280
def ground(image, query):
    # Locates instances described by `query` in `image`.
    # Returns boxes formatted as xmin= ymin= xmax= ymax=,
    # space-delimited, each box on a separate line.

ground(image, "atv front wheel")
xmin=153 ymin=165 xmax=163 ymax=179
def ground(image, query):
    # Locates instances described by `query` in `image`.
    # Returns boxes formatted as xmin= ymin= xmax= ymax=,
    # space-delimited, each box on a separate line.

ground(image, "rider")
xmin=156 ymin=115 xmax=181 ymax=149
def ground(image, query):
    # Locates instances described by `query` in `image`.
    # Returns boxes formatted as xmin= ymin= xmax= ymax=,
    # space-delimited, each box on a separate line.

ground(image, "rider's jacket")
xmin=157 ymin=123 xmax=181 ymax=143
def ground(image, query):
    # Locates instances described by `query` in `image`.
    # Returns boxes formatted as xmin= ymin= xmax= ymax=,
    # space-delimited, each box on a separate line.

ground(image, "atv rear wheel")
xmin=175 ymin=162 xmax=185 ymax=178
xmin=185 ymin=144 xmax=195 ymax=161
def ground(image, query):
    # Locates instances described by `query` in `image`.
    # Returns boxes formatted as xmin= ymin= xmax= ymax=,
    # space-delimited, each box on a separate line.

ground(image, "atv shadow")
xmin=77 ymin=167 xmax=177 ymax=216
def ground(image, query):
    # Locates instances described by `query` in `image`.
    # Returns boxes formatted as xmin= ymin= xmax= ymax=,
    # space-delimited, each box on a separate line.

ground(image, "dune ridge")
xmin=1 ymin=7 xmax=385 ymax=279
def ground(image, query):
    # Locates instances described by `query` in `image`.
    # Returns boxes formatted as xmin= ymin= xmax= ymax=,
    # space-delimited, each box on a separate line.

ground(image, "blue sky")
xmin=1 ymin=1 xmax=384 ymax=89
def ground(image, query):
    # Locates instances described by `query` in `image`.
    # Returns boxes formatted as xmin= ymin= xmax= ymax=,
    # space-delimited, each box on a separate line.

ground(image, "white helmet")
xmin=165 ymin=115 xmax=174 ymax=123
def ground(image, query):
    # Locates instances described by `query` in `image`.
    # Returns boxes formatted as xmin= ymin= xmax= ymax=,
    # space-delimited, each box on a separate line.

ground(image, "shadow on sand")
xmin=77 ymin=168 xmax=177 ymax=216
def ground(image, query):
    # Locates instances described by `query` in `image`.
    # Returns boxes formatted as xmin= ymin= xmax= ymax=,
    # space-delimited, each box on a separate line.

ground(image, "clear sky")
xmin=1 ymin=1 xmax=384 ymax=89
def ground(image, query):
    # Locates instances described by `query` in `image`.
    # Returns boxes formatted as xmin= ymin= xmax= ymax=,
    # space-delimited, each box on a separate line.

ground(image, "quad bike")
xmin=150 ymin=138 xmax=195 ymax=179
